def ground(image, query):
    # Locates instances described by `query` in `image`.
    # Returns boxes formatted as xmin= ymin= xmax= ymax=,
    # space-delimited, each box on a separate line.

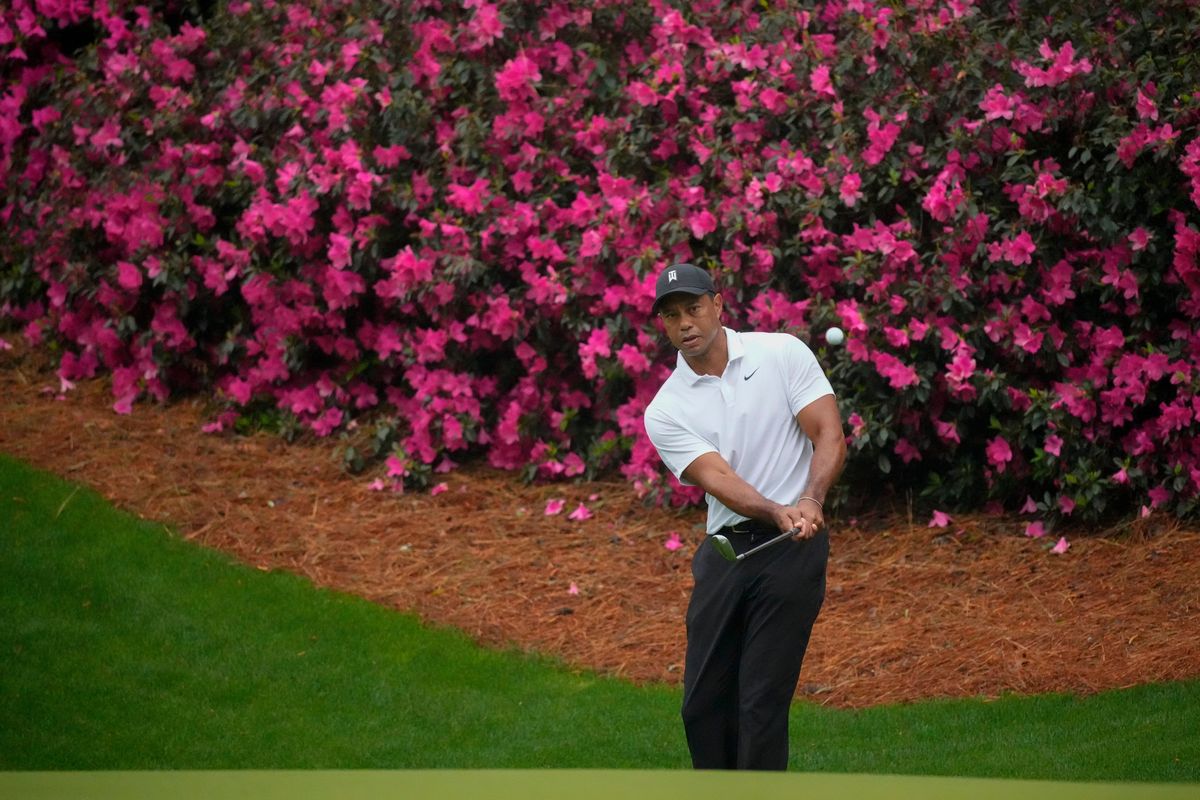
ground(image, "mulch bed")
xmin=2 ymin=345 xmax=1198 ymax=708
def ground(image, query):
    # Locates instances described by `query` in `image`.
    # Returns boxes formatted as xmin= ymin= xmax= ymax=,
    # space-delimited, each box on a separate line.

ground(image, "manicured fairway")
xmin=2 ymin=453 xmax=1197 ymax=783
xmin=3 ymin=770 xmax=1199 ymax=800
xmin=0 ymin=454 xmax=685 ymax=770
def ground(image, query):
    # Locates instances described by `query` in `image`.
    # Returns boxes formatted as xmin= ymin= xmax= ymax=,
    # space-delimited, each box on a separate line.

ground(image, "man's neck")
xmin=683 ymin=328 xmax=729 ymax=378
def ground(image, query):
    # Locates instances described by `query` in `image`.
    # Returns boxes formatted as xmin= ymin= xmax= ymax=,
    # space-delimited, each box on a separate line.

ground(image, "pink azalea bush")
xmin=2 ymin=0 xmax=1200 ymax=523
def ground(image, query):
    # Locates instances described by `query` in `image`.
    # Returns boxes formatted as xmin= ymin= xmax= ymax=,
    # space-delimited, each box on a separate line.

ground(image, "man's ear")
xmin=712 ymin=292 xmax=723 ymax=316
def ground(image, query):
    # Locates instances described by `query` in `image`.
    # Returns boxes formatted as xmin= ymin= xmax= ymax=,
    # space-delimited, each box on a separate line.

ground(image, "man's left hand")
xmin=791 ymin=497 xmax=824 ymax=539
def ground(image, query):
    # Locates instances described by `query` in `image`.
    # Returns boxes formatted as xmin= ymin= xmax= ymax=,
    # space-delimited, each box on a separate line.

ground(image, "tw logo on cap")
xmin=652 ymin=263 xmax=715 ymax=312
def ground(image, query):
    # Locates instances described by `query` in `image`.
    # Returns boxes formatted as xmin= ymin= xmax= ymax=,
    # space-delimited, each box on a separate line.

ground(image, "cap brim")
xmin=652 ymin=287 xmax=711 ymax=312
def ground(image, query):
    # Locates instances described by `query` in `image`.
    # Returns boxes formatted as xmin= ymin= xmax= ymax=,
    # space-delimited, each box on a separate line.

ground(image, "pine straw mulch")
xmin=2 ymin=345 xmax=1199 ymax=708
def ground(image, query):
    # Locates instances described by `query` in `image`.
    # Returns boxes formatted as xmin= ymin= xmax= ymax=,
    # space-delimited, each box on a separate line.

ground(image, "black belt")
xmin=718 ymin=519 xmax=778 ymax=536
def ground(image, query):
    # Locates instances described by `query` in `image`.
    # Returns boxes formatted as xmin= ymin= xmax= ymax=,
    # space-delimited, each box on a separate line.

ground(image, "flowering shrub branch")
xmin=3 ymin=0 xmax=1200 ymax=523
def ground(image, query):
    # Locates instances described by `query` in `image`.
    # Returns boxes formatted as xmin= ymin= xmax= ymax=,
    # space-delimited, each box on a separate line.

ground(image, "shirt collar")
xmin=675 ymin=327 xmax=743 ymax=385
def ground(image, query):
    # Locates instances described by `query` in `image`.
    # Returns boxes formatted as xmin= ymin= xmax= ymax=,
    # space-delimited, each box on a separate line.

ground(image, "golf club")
xmin=709 ymin=526 xmax=799 ymax=562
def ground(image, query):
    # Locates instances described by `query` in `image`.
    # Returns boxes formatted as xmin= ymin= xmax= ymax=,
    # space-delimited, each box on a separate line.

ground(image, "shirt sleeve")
xmin=784 ymin=335 xmax=835 ymax=416
xmin=643 ymin=404 xmax=716 ymax=486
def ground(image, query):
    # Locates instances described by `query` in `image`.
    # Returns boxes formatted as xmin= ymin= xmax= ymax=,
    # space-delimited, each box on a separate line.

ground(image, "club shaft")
xmin=735 ymin=528 xmax=798 ymax=560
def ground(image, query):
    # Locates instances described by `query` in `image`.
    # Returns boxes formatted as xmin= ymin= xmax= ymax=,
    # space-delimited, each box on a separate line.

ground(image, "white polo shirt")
xmin=644 ymin=328 xmax=834 ymax=533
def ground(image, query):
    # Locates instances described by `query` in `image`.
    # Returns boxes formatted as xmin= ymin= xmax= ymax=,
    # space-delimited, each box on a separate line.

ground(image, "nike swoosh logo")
xmin=743 ymin=368 xmax=759 ymax=381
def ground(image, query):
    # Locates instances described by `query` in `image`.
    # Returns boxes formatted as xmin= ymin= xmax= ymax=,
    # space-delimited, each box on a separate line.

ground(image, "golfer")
xmin=643 ymin=263 xmax=846 ymax=771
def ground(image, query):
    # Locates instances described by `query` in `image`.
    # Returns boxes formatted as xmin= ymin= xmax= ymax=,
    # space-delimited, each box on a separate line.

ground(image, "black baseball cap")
xmin=652 ymin=263 xmax=715 ymax=312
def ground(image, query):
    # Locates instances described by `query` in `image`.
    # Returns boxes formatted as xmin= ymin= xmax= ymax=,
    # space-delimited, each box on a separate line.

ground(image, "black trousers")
xmin=681 ymin=527 xmax=828 ymax=770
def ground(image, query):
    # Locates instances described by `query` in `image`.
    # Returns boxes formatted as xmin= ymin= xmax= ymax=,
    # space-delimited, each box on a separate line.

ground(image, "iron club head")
xmin=709 ymin=527 xmax=803 ymax=563
xmin=708 ymin=533 xmax=738 ymax=562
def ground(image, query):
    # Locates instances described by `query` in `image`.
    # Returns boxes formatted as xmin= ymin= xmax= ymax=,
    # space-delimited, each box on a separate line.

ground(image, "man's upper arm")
xmin=783 ymin=336 xmax=840 ymax=443
xmin=644 ymin=406 xmax=717 ymax=486
xmin=785 ymin=336 xmax=835 ymax=416
xmin=679 ymin=451 xmax=738 ymax=491
xmin=795 ymin=394 xmax=843 ymax=444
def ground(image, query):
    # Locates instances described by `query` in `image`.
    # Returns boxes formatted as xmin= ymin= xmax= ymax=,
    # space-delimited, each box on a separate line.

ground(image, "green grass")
xmin=1 ymin=453 xmax=1197 ymax=781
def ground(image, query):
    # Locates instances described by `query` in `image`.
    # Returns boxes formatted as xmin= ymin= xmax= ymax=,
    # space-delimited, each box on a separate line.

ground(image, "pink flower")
xmin=1025 ymin=521 xmax=1047 ymax=538
xmin=430 ymin=482 xmax=449 ymax=496
xmin=810 ymin=64 xmax=836 ymax=98
xmin=863 ymin=109 xmax=901 ymax=165
xmin=627 ymin=81 xmax=658 ymax=106
xmin=934 ymin=419 xmax=961 ymax=444
xmin=544 ymin=498 xmax=565 ymax=516
xmin=884 ymin=326 xmax=910 ymax=348
xmin=31 ymin=106 xmax=61 ymax=133
xmin=327 ymin=233 xmax=352 ymax=269
xmin=839 ymin=172 xmax=863 ymax=206
xmin=929 ymin=510 xmax=952 ymax=528
xmin=759 ymin=88 xmax=788 ymax=115
xmin=1021 ymin=495 xmax=1038 ymax=514
xmin=847 ymin=413 xmax=866 ymax=439
xmin=616 ymin=344 xmax=651 ymax=375
xmin=986 ymin=436 xmax=1013 ymax=471
xmin=465 ymin=1 xmax=505 ymax=49
xmin=1015 ymin=39 xmax=1093 ymax=88
xmin=368 ymin=478 xmax=387 ymax=491
xmin=386 ymin=454 xmax=409 ymax=478
xmin=979 ymin=84 xmax=1015 ymax=120
xmin=1148 ymin=486 xmax=1171 ymax=508
xmin=1012 ymin=323 xmax=1044 ymax=354
xmin=447 ymin=178 xmax=490 ymax=215
xmin=1059 ymin=495 xmax=1076 ymax=515
xmin=1129 ymin=227 xmax=1152 ymax=251
xmin=665 ymin=532 xmax=683 ymax=551
xmin=225 ymin=377 xmax=251 ymax=406
xmin=568 ymin=582 xmax=580 ymax=596
xmin=1050 ymin=536 xmax=1070 ymax=554
xmin=1042 ymin=260 xmax=1076 ymax=306
xmin=1044 ymin=435 xmax=1063 ymax=457
xmin=578 ymin=327 xmax=612 ymax=379
xmin=988 ymin=231 xmax=1036 ymax=265
xmin=308 ymin=58 xmax=329 ymax=85
xmin=562 ymin=453 xmax=586 ymax=477
xmin=495 ymin=53 xmax=541 ymax=100
xmin=872 ymin=352 xmax=920 ymax=389
xmin=1135 ymin=85 xmax=1158 ymax=121
xmin=568 ymin=502 xmax=592 ymax=521
xmin=946 ymin=349 xmax=977 ymax=386
xmin=116 ymin=261 xmax=142 ymax=291
xmin=688 ymin=209 xmax=718 ymax=238
xmin=894 ymin=438 xmax=922 ymax=463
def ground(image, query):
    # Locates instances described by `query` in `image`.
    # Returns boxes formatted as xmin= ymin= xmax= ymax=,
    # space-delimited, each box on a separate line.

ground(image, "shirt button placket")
xmin=720 ymin=375 xmax=735 ymax=407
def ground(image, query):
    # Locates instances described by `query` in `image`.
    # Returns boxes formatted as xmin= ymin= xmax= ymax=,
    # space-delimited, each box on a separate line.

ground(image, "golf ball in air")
xmin=825 ymin=326 xmax=845 ymax=346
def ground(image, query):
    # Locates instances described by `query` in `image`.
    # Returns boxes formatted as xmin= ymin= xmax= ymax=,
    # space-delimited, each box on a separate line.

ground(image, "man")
xmin=643 ymin=262 xmax=846 ymax=771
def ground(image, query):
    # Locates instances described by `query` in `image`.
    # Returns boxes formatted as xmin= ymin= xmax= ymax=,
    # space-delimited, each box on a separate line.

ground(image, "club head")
xmin=708 ymin=533 xmax=738 ymax=562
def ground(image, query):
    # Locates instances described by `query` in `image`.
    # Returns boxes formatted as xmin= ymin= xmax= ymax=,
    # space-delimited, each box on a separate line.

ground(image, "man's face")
xmin=657 ymin=292 xmax=724 ymax=360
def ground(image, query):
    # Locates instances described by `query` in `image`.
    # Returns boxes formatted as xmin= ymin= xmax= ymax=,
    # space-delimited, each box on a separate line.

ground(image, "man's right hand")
xmin=772 ymin=503 xmax=818 ymax=540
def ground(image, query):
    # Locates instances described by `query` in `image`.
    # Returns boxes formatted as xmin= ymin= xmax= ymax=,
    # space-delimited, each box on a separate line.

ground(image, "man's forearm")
xmin=801 ymin=430 xmax=847 ymax=503
xmin=699 ymin=469 xmax=787 ymax=524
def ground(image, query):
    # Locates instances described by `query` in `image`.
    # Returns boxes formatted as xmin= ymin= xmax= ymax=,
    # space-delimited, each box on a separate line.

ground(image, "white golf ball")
xmin=825 ymin=326 xmax=845 ymax=346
